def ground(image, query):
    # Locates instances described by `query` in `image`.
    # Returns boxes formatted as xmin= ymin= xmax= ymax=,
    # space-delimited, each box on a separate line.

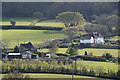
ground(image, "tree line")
xmin=2 ymin=2 xmax=118 ymax=21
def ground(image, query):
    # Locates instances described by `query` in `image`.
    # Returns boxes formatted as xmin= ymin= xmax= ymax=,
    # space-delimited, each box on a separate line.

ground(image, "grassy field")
xmin=41 ymin=48 xmax=119 ymax=57
xmin=2 ymin=29 xmax=65 ymax=48
xmin=1 ymin=17 xmax=65 ymax=27
xmin=106 ymin=36 xmax=120 ymax=40
xmin=2 ymin=73 xmax=113 ymax=80
xmin=76 ymin=61 xmax=118 ymax=73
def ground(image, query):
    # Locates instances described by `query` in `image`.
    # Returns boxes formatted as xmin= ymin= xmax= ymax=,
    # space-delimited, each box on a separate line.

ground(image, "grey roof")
xmin=20 ymin=42 xmax=38 ymax=49
xmin=21 ymin=51 xmax=34 ymax=55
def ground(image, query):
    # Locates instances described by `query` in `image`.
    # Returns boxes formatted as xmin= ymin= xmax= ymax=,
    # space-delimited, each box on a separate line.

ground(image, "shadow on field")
xmin=1 ymin=78 xmax=113 ymax=80
xmin=43 ymin=30 xmax=63 ymax=34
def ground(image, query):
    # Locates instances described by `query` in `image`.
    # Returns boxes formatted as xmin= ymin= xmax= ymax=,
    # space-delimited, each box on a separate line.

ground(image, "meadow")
xmin=1 ymin=17 xmax=65 ymax=27
xmin=2 ymin=59 xmax=118 ymax=79
xmin=106 ymin=36 xmax=120 ymax=40
xmin=2 ymin=73 xmax=113 ymax=80
xmin=2 ymin=29 xmax=65 ymax=48
xmin=41 ymin=48 xmax=119 ymax=57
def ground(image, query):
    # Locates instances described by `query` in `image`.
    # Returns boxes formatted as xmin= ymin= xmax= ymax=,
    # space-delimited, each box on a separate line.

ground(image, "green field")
xmin=2 ymin=73 xmax=112 ymax=80
xmin=76 ymin=61 xmax=118 ymax=73
xmin=2 ymin=30 xmax=65 ymax=48
xmin=1 ymin=17 xmax=65 ymax=27
xmin=41 ymin=48 xmax=119 ymax=57
xmin=106 ymin=36 xmax=120 ymax=40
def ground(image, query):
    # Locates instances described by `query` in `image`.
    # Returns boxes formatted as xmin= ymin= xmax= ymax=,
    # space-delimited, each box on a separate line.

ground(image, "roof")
xmin=80 ymin=40 xmax=91 ymax=43
xmin=1 ymin=53 xmax=7 ymax=55
xmin=8 ymin=53 xmax=21 ymax=55
xmin=80 ymin=34 xmax=91 ymax=40
xmin=21 ymin=51 xmax=34 ymax=55
xmin=80 ymin=32 xmax=104 ymax=40
xmin=20 ymin=42 xmax=38 ymax=49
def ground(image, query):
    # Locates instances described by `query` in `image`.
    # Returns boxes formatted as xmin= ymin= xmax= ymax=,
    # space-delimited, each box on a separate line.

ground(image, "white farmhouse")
xmin=80 ymin=32 xmax=105 ymax=45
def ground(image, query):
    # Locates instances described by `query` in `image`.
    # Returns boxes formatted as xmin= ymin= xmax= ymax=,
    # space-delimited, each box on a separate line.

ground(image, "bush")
xmin=2 ymin=59 xmax=117 ymax=79
xmin=2 ymin=71 xmax=31 ymax=80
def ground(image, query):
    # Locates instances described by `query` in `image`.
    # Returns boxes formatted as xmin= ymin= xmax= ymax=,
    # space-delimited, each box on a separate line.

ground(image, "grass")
xmin=2 ymin=73 xmax=113 ymax=80
xmin=76 ymin=61 xmax=118 ymax=73
xmin=35 ymin=20 xmax=65 ymax=27
xmin=41 ymin=48 xmax=119 ymax=57
xmin=2 ymin=30 xmax=65 ymax=48
xmin=106 ymin=36 xmax=120 ymax=40
xmin=1 ymin=17 xmax=65 ymax=27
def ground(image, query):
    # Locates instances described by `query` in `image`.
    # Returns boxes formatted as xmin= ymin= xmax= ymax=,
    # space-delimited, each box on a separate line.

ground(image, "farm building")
xmin=7 ymin=51 xmax=39 ymax=59
xmin=7 ymin=53 xmax=22 ymax=59
xmin=19 ymin=42 xmax=39 ymax=53
xmin=80 ymin=32 xmax=105 ymax=45
xmin=21 ymin=51 xmax=38 ymax=59
xmin=1 ymin=53 xmax=7 ymax=59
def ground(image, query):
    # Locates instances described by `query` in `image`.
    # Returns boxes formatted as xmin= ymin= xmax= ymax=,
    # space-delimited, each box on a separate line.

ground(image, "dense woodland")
xmin=2 ymin=2 xmax=118 ymax=21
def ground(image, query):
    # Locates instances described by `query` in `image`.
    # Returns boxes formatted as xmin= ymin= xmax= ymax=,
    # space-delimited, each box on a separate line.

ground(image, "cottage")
xmin=80 ymin=32 xmax=105 ymax=45
xmin=19 ymin=42 xmax=38 ymax=53
xmin=21 ymin=51 xmax=35 ymax=59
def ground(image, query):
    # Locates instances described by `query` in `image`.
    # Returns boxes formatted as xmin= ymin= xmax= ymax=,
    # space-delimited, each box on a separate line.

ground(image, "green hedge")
xmin=2 ymin=59 xmax=117 ymax=79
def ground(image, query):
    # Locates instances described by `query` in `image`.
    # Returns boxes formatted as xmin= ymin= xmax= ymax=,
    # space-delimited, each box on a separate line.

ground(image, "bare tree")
xmin=1 ymin=40 xmax=10 ymax=53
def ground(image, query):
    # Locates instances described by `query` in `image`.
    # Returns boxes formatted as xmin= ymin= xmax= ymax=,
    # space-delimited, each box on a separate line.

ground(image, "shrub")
xmin=2 ymin=71 xmax=31 ymax=80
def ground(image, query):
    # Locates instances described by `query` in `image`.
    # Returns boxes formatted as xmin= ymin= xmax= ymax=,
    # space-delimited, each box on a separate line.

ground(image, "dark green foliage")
xmin=49 ymin=41 xmax=59 ymax=58
xmin=117 ymin=70 xmax=120 ymax=79
xmin=2 ymin=2 xmax=117 ymax=22
xmin=2 ymin=59 xmax=117 ymax=78
xmin=10 ymin=19 xmax=16 ymax=27
xmin=102 ymin=53 xmax=112 ymax=60
xmin=2 ymin=71 xmax=31 ymax=80
xmin=84 ymin=51 xmax=87 ymax=55
xmin=56 ymin=12 xmax=85 ymax=27
xmin=81 ymin=67 xmax=88 ymax=75
xmin=14 ymin=46 xmax=19 ymax=53
xmin=66 ymin=44 xmax=78 ymax=56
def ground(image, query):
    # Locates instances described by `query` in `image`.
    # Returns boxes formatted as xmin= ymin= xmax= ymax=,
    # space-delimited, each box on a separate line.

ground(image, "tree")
xmin=92 ymin=14 xmax=119 ymax=36
xmin=102 ymin=53 xmax=112 ymax=60
xmin=48 ymin=40 xmax=59 ymax=58
xmin=62 ymin=25 xmax=86 ymax=38
xmin=84 ymin=51 xmax=87 ymax=55
xmin=31 ymin=11 xmax=48 ymax=26
xmin=33 ymin=11 xmax=45 ymax=19
xmin=56 ymin=12 xmax=86 ymax=27
xmin=14 ymin=46 xmax=19 ymax=53
xmin=85 ymin=23 xmax=111 ymax=38
xmin=1 ymin=40 xmax=10 ymax=53
xmin=2 ymin=71 xmax=31 ymax=80
xmin=66 ymin=43 xmax=78 ymax=56
xmin=10 ymin=19 xmax=16 ymax=27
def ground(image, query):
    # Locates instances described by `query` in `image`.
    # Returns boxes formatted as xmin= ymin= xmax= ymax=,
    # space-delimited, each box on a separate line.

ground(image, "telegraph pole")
xmin=17 ymin=38 xmax=19 ymax=47
xmin=72 ymin=60 xmax=74 ymax=80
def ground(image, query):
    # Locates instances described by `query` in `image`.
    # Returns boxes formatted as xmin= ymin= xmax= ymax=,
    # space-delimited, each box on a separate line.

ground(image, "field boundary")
xmin=1 ymin=25 xmax=63 ymax=30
